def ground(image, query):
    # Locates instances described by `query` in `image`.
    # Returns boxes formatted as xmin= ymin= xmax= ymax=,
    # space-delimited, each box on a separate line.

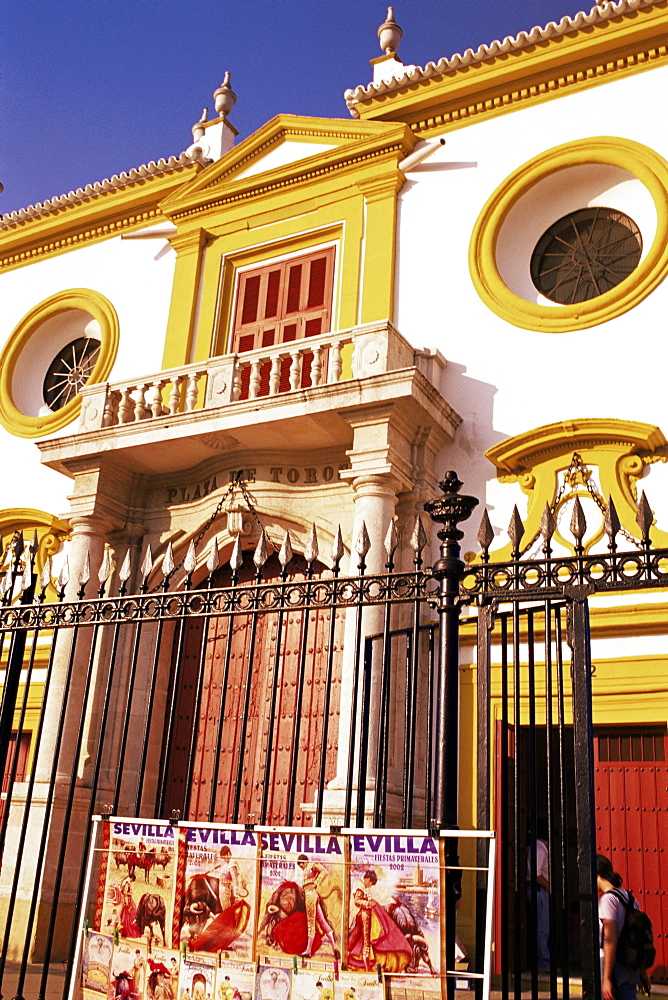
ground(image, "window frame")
xmin=230 ymin=245 xmax=336 ymax=355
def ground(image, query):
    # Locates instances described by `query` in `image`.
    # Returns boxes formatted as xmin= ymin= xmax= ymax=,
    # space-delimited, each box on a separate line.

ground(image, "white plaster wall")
xmin=395 ymin=63 xmax=668 ymax=552
xmin=235 ymin=140 xmax=337 ymax=180
xmin=0 ymin=232 xmax=176 ymax=518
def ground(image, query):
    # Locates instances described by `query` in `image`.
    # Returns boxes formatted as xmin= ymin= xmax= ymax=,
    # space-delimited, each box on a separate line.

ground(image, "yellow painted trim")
xmin=161 ymin=120 xmax=415 ymax=220
xmin=480 ymin=417 xmax=668 ymax=559
xmin=0 ymin=289 xmax=119 ymax=438
xmin=162 ymin=229 xmax=208 ymax=370
xmin=486 ymin=418 xmax=666 ymax=475
xmin=0 ymin=507 xmax=71 ymax=603
xmin=460 ymin=598 xmax=668 ymax=646
xmin=469 ymin=137 xmax=668 ymax=332
xmin=352 ymin=2 xmax=668 ymax=135
xmin=166 ymin=116 xmax=414 ymax=201
xmin=0 ymin=165 xmax=200 ymax=274
xmin=159 ymin=120 xmax=413 ymax=366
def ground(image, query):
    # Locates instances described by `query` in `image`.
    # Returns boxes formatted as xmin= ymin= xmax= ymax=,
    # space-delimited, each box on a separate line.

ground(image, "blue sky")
xmin=2 ymin=0 xmax=593 ymax=216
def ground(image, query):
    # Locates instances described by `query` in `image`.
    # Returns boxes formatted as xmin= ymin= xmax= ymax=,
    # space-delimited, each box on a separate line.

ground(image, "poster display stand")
xmin=72 ymin=819 xmax=495 ymax=1000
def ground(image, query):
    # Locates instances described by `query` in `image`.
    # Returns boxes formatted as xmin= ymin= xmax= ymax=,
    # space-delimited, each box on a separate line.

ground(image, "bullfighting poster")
xmin=98 ymin=820 xmax=181 ymax=949
xmin=179 ymin=825 xmax=259 ymax=958
xmin=109 ymin=938 xmax=149 ymax=1000
xmin=347 ymin=834 xmax=442 ymax=976
xmin=290 ymin=969 xmax=334 ymax=1000
xmin=333 ymin=972 xmax=385 ymax=1000
xmin=256 ymin=965 xmax=291 ymax=1000
xmin=146 ymin=949 xmax=182 ymax=1000
xmin=82 ymin=931 xmax=113 ymax=998
xmin=215 ymin=959 xmax=257 ymax=1000
xmin=257 ymin=831 xmax=345 ymax=964
xmin=177 ymin=952 xmax=217 ymax=1000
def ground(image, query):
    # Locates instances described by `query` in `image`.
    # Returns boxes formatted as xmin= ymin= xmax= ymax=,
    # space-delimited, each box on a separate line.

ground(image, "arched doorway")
xmin=163 ymin=550 xmax=343 ymax=825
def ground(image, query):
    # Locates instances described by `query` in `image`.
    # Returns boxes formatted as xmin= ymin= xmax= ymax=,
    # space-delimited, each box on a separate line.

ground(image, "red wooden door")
xmin=0 ymin=732 xmax=30 ymax=825
xmin=595 ymin=726 xmax=668 ymax=982
xmin=164 ymin=552 xmax=343 ymax=825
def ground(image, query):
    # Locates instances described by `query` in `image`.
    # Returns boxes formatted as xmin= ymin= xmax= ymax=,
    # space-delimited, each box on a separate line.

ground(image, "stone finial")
xmin=192 ymin=108 xmax=208 ymax=141
xmin=213 ymin=71 xmax=237 ymax=119
xmin=378 ymin=6 xmax=402 ymax=55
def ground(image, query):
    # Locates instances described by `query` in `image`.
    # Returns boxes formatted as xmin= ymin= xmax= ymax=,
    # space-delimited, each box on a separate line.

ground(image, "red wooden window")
xmin=231 ymin=247 xmax=335 ymax=355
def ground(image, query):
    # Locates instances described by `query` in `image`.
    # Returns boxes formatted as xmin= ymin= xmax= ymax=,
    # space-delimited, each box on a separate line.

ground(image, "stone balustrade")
xmin=78 ymin=320 xmax=444 ymax=432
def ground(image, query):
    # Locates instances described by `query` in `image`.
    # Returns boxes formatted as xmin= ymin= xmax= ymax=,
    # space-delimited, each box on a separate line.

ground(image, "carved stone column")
xmin=324 ymin=472 xmax=402 ymax=823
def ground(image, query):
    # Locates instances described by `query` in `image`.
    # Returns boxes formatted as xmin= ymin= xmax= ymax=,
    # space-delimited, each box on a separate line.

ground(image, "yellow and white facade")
xmin=1 ymin=0 xmax=668 ymax=967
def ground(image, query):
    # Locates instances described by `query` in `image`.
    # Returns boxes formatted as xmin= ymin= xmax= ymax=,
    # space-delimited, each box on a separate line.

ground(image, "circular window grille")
xmin=530 ymin=207 xmax=642 ymax=305
xmin=42 ymin=337 xmax=101 ymax=411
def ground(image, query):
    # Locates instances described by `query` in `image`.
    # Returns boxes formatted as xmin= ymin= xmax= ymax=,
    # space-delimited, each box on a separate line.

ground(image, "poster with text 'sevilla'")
xmin=347 ymin=834 xmax=442 ymax=976
xmin=179 ymin=826 xmax=259 ymax=959
xmin=97 ymin=820 xmax=181 ymax=949
xmin=257 ymin=831 xmax=345 ymax=964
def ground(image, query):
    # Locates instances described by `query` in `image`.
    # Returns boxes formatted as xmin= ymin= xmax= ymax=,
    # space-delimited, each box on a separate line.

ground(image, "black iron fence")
xmin=0 ymin=472 xmax=666 ymax=1000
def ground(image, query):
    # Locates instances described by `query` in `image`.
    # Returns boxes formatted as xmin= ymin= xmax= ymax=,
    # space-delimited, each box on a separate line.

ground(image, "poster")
xmin=215 ymin=959 xmax=257 ymax=1000
xmin=334 ymin=972 xmax=384 ymax=1000
xmin=257 ymin=831 xmax=345 ymax=963
xmin=256 ymin=965 xmax=291 ymax=1000
xmin=109 ymin=938 xmax=149 ymax=1000
xmin=179 ymin=826 xmax=258 ymax=957
xmin=347 ymin=834 xmax=442 ymax=975
xmin=290 ymin=969 xmax=334 ymax=1000
xmin=99 ymin=821 xmax=180 ymax=948
xmin=146 ymin=948 xmax=182 ymax=1000
xmin=178 ymin=953 xmax=217 ymax=1000
xmin=384 ymin=978 xmax=443 ymax=1000
xmin=82 ymin=931 xmax=113 ymax=997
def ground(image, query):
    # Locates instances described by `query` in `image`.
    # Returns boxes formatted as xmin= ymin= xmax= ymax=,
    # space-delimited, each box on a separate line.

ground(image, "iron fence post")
xmin=424 ymin=471 xmax=478 ymax=998
xmin=0 ymin=566 xmax=36 ymax=801
xmin=565 ymin=585 xmax=601 ymax=1000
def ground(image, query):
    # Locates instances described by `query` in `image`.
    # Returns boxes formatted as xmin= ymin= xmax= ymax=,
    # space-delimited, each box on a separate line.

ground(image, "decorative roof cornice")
xmin=0 ymin=152 xmax=198 ymax=231
xmin=345 ymin=0 xmax=661 ymax=117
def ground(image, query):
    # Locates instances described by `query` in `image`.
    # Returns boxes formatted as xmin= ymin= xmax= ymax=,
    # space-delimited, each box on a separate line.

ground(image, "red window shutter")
xmin=231 ymin=248 xmax=335 ymax=400
xmin=240 ymin=274 xmax=261 ymax=325
xmin=285 ymin=264 xmax=303 ymax=314
xmin=264 ymin=270 xmax=281 ymax=319
xmin=307 ymin=256 xmax=328 ymax=308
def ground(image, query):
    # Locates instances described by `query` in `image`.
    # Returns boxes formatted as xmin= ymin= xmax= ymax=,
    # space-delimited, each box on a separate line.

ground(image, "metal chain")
xmin=521 ymin=451 xmax=637 ymax=557
xmin=234 ymin=477 xmax=278 ymax=554
xmin=153 ymin=475 xmax=275 ymax=585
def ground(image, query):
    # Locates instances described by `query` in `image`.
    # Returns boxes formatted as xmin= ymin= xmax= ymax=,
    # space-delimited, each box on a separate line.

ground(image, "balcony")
xmin=38 ymin=321 xmax=459 ymax=478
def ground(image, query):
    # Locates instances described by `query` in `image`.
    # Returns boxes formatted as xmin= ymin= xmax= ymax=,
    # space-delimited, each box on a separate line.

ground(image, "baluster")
xmin=148 ymin=381 xmax=166 ymax=418
xmin=329 ymin=340 xmax=343 ymax=383
xmin=102 ymin=390 xmax=120 ymax=428
xmin=311 ymin=344 xmax=323 ymax=386
xmin=289 ymin=350 xmax=302 ymax=391
xmin=118 ymin=386 xmax=135 ymax=424
xmin=134 ymin=384 xmax=149 ymax=420
xmin=268 ymin=355 xmax=281 ymax=396
xmin=231 ymin=362 xmax=242 ymax=402
xmin=169 ymin=375 xmax=184 ymax=415
xmin=249 ymin=360 xmax=262 ymax=399
xmin=185 ymin=372 xmax=200 ymax=411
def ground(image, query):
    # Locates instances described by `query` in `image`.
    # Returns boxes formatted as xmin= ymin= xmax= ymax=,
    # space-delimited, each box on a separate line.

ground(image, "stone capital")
xmin=356 ymin=172 xmax=405 ymax=203
xmin=168 ymin=227 xmax=209 ymax=256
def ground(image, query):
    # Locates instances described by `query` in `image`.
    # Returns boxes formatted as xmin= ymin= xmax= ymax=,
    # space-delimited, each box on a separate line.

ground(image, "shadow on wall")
xmin=437 ymin=358 xmax=510 ymax=554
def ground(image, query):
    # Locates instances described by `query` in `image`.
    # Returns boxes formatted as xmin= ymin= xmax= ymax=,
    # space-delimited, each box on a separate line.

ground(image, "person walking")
xmin=526 ymin=820 xmax=550 ymax=971
xmin=597 ymin=855 xmax=651 ymax=999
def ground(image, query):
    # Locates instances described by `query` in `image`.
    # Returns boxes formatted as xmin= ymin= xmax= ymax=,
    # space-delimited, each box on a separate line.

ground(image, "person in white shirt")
xmin=526 ymin=820 xmax=550 ymax=971
xmin=597 ymin=854 xmax=651 ymax=1000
